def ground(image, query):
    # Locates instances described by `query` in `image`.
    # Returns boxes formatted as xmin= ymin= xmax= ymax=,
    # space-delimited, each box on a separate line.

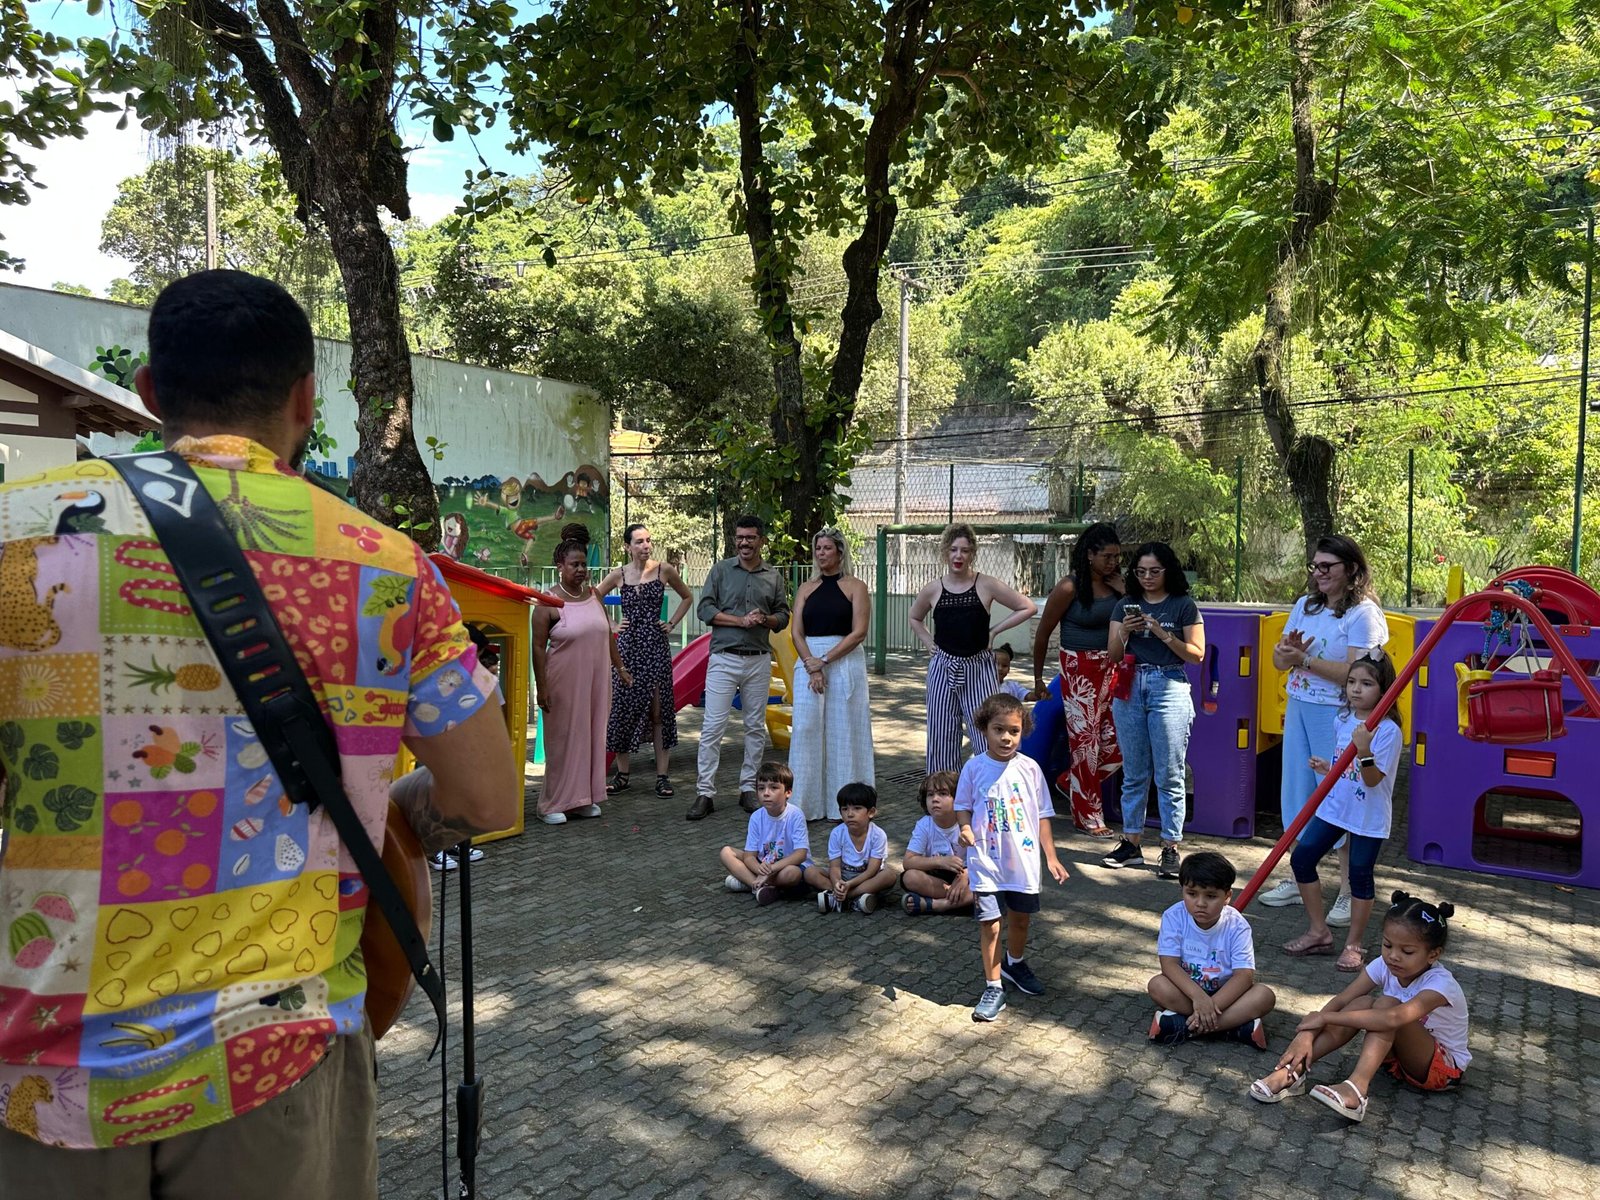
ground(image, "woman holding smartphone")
xmin=1101 ymin=542 xmax=1204 ymax=880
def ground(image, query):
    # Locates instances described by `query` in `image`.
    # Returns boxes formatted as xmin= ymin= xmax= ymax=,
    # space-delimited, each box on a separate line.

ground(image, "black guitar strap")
xmin=105 ymin=452 xmax=445 ymax=1043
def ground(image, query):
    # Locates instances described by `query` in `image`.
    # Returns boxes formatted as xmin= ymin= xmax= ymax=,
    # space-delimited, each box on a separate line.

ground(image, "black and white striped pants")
xmin=924 ymin=647 xmax=999 ymax=774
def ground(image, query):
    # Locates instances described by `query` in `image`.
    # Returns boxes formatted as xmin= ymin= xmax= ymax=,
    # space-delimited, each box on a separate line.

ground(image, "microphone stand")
xmin=454 ymin=841 xmax=483 ymax=1198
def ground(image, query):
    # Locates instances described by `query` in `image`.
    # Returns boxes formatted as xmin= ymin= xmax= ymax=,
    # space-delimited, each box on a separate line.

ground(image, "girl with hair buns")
xmin=1250 ymin=892 xmax=1470 ymax=1123
xmin=598 ymin=523 xmax=693 ymax=797
xmin=1030 ymin=522 xmax=1125 ymax=837
xmin=909 ymin=523 xmax=1038 ymax=773
xmin=532 ymin=524 xmax=631 ymax=824
xmin=789 ymin=527 xmax=875 ymax=820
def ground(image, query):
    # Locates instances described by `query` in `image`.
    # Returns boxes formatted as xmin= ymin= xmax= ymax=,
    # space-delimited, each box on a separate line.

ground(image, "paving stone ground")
xmin=375 ymin=654 xmax=1600 ymax=1199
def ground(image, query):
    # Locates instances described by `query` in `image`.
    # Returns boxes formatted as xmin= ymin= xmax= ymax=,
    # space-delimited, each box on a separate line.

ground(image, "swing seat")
xmin=1458 ymin=665 xmax=1566 ymax=744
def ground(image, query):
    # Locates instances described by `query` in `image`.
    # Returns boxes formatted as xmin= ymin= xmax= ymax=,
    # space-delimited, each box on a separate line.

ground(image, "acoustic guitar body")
xmin=360 ymin=801 xmax=433 ymax=1040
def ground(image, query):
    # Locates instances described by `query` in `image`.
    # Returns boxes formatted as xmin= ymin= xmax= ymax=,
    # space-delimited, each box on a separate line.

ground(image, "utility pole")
xmin=892 ymin=267 xmax=927 ymax=592
xmin=204 ymin=168 xmax=218 ymax=271
xmin=1573 ymin=205 xmax=1595 ymax=577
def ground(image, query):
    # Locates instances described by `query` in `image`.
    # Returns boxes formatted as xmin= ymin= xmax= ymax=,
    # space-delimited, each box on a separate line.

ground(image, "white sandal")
xmin=1310 ymin=1079 xmax=1369 ymax=1123
xmin=1248 ymin=1066 xmax=1308 ymax=1104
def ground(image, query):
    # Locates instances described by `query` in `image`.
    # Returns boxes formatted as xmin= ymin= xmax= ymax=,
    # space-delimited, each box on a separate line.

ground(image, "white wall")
xmin=0 ymin=283 xmax=608 ymax=489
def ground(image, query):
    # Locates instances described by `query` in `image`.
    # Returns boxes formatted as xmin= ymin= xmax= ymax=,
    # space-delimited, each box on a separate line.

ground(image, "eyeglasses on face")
xmin=1307 ymin=560 xmax=1343 ymax=575
xmin=1133 ymin=567 xmax=1165 ymax=577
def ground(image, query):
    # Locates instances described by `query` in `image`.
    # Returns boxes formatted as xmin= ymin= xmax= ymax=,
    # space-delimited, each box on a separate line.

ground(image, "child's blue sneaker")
xmin=1000 ymin=957 xmax=1044 ymax=996
xmin=1148 ymin=1009 xmax=1191 ymax=1045
xmin=972 ymin=984 xmax=1007 ymax=1022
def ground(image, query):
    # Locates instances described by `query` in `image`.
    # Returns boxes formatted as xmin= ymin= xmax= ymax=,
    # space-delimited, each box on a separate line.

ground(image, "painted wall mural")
xmin=435 ymin=465 xmax=609 ymax=573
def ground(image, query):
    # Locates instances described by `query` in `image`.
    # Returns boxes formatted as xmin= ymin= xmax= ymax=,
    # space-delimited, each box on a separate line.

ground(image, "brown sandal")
xmin=1283 ymin=932 xmax=1335 ymax=957
xmin=1335 ymin=945 xmax=1365 ymax=973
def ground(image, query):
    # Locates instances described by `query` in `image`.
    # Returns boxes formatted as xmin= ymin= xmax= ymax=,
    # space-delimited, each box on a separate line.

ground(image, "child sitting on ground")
xmin=993 ymin=644 xmax=1032 ymax=701
xmin=957 ymin=692 xmax=1069 ymax=1023
xmin=805 ymin=783 xmax=898 ymax=913
xmin=719 ymin=761 xmax=813 ymax=905
xmin=902 ymin=771 xmax=973 ymax=915
xmin=1250 ymin=891 xmax=1470 ymax=1124
xmin=1148 ymin=851 xmax=1276 ymax=1048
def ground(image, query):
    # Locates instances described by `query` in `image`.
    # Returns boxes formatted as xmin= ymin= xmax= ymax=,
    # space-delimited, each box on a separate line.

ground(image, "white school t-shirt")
xmin=744 ymin=805 xmax=812 ymax=868
xmin=956 ymin=752 xmax=1053 ymax=894
xmin=828 ymin=821 xmax=889 ymax=869
xmin=1365 ymin=959 xmax=1472 ymax=1070
xmin=906 ymin=814 xmax=963 ymax=860
xmin=1283 ymin=596 xmax=1389 ymax=706
xmin=1156 ymin=902 xmax=1256 ymax=993
xmin=1317 ymin=712 xmax=1404 ymax=838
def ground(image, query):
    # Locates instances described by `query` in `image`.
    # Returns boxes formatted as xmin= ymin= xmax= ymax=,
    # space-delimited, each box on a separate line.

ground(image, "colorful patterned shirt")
xmin=0 ymin=436 xmax=495 ymax=1149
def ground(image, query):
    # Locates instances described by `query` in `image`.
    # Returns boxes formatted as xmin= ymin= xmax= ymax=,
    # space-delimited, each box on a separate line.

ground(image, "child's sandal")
xmin=1248 ymin=1066 xmax=1307 ymax=1104
xmin=1310 ymin=1079 xmax=1368 ymax=1123
xmin=605 ymin=771 xmax=631 ymax=795
xmin=903 ymin=893 xmax=934 ymax=915
xmin=654 ymin=775 xmax=674 ymax=797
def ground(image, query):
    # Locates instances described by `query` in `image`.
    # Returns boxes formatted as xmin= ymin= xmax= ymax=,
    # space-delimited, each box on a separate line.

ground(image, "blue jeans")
xmin=1112 ymin=667 xmax=1194 ymax=844
xmin=1292 ymin=816 xmax=1383 ymax=899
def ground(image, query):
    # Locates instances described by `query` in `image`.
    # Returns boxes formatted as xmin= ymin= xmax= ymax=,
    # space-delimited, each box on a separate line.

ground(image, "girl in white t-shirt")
xmin=1282 ymin=653 xmax=1403 ymax=973
xmin=1250 ymin=892 xmax=1470 ymax=1123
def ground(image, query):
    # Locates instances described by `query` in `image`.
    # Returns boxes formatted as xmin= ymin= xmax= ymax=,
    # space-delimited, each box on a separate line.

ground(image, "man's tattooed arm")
xmin=389 ymin=767 xmax=494 ymax=855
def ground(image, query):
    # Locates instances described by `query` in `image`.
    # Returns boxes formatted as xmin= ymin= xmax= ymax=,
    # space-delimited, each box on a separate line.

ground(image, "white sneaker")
xmin=1258 ymin=879 xmax=1304 ymax=907
xmin=1325 ymin=892 xmax=1353 ymax=926
xmin=725 ymin=875 xmax=751 ymax=893
xmin=852 ymin=895 xmax=879 ymax=914
xmin=539 ymin=811 xmax=567 ymax=825
xmin=580 ymin=804 xmax=602 ymax=818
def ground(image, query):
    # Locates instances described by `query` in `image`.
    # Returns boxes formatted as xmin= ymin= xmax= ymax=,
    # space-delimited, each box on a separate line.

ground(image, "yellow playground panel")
xmin=766 ymin=627 xmax=797 ymax=751
xmin=1255 ymin=609 xmax=1417 ymax=750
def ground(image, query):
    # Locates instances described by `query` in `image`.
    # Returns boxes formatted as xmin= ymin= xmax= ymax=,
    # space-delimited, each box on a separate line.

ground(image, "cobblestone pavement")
xmin=375 ymin=655 xmax=1600 ymax=1199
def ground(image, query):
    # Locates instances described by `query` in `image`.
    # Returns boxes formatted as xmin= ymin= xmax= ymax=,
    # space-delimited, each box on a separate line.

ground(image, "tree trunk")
xmin=1251 ymin=0 xmax=1337 ymax=559
xmin=195 ymin=0 xmax=439 ymax=548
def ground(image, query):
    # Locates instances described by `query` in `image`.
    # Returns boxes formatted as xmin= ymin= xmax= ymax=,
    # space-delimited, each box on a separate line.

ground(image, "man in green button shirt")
xmin=688 ymin=515 xmax=790 ymax=820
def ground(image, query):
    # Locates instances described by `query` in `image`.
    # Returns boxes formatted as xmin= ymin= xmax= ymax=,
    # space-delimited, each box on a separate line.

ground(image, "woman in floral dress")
xmin=599 ymin=524 xmax=692 ymax=797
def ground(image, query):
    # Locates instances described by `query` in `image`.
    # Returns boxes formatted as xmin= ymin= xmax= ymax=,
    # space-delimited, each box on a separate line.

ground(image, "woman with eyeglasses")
xmin=1257 ymin=535 xmax=1388 ymax=944
xmin=1030 ymin=522 xmax=1125 ymax=838
xmin=789 ymin=528 xmax=875 ymax=820
xmin=909 ymin=523 xmax=1039 ymax=773
xmin=1101 ymin=542 xmax=1205 ymax=880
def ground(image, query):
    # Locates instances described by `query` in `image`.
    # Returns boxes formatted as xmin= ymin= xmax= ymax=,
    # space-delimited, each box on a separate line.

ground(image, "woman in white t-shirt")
xmin=1250 ymin=892 xmax=1470 ymax=1123
xmin=1259 ymin=535 xmax=1388 ymax=919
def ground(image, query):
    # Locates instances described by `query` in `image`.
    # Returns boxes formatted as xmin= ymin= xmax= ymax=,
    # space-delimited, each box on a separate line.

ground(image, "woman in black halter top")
xmin=789 ymin=528 xmax=875 ymax=819
xmin=908 ymin=523 xmax=1039 ymax=773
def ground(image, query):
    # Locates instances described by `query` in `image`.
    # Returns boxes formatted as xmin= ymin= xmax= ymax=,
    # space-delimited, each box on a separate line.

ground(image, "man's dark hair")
xmin=147 ymin=270 xmax=314 ymax=430
xmin=1178 ymin=851 xmax=1236 ymax=891
xmin=735 ymin=514 xmax=764 ymax=536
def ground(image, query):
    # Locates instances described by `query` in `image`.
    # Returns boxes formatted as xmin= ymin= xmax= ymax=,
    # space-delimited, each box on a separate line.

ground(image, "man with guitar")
xmin=0 ymin=271 xmax=517 ymax=1197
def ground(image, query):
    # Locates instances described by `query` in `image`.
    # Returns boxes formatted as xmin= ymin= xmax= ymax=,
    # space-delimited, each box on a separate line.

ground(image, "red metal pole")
xmin=1232 ymin=588 xmax=1600 ymax=910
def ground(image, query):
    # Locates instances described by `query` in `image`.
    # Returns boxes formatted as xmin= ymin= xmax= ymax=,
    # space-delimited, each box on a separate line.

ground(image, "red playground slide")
xmin=672 ymin=632 xmax=712 ymax=712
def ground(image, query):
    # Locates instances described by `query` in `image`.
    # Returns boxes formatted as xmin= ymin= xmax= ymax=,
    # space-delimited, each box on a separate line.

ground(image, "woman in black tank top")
xmin=1029 ymin=522 xmax=1125 ymax=837
xmin=908 ymin=523 xmax=1039 ymax=773
xmin=790 ymin=529 xmax=875 ymax=819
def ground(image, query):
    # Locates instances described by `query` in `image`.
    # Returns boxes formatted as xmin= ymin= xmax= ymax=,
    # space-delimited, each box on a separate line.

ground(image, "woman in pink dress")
xmin=533 ymin=526 xmax=631 ymax=824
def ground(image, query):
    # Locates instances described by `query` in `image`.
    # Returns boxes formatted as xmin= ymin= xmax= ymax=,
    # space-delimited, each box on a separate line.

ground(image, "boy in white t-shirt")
xmin=1148 ymin=851 xmax=1277 ymax=1048
xmin=901 ymin=770 xmax=973 ymax=915
xmin=957 ymin=693 xmax=1069 ymax=1023
xmin=719 ymin=761 xmax=813 ymax=906
xmin=804 ymin=783 xmax=898 ymax=913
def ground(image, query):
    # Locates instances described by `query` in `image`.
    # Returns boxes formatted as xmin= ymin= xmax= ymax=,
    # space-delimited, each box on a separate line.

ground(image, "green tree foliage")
xmin=497 ymin=0 xmax=1181 ymax=548
xmin=99 ymin=147 xmax=345 ymax=335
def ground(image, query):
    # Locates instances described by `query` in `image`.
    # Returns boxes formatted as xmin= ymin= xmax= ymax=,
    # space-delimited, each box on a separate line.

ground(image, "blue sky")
xmin=4 ymin=1 xmax=537 ymax=293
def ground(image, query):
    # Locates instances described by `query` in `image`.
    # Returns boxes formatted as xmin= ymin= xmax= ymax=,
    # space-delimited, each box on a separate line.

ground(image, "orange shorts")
xmin=1384 ymin=1040 xmax=1464 ymax=1091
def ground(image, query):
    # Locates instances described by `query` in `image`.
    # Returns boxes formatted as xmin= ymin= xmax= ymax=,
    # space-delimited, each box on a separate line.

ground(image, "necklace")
xmin=556 ymin=580 xmax=591 ymax=601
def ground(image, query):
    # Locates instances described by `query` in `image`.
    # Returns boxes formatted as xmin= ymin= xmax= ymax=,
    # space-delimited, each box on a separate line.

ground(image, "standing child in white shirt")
xmin=956 ymin=692 xmax=1069 ymax=1023
xmin=1282 ymin=652 xmax=1404 ymax=974
xmin=901 ymin=771 xmax=973 ymax=915
xmin=805 ymin=783 xmax=898 ymax=913
xmin=1147 ymin=851 xmax=1276 ymax=1048
xmin=718 ymin=761 xmax=813 ymax=906
xmin=1251 ymin=892 xmax=1470 ymax=1123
